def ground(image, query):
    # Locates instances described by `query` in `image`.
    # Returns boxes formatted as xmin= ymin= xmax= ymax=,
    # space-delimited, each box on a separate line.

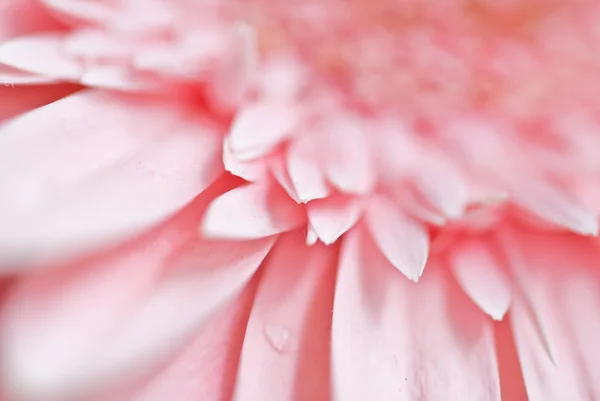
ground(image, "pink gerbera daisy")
xmin=0 ymin=1 xmax=599 ymax=400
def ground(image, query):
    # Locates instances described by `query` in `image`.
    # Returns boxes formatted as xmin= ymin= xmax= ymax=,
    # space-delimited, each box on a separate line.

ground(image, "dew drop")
xmin=264 ymin=325 xmax=295 ymax=353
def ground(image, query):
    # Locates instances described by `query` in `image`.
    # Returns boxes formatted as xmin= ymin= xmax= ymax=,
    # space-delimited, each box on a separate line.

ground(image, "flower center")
xmin=232 ymin=0 xmax=600 ymax=119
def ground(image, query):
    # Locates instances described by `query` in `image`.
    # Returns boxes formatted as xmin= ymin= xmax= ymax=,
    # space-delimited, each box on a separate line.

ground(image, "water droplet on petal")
xmin=264 ymin=325 xmax=295 ymax=353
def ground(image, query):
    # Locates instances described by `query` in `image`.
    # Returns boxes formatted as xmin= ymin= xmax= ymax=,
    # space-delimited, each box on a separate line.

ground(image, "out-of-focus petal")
xmin=227 ymin=101 xmax=300 ymax=161
xmin=512 ymin=180 xmax=598 ymax=236
xmin=0 ymin=83 xmax=78 ymax=121
xmin=0 ymin=0 xmax=63 ymax=41
xmin=101 ymin=284 xmax=256 ymax=401
xmin=287 ymin=134 xmax=330 ymax=203
xmin=365 ymin=196 xmax=429 ymax=282
xmin=0 ymin=89 xmax=223 ymax=264
xmin=331 ymin=227 xmax=501 ymax=401
xmin=449 ymin=237 xmax=512 ymax=320
xmin=202 ymin=182 xmax=305 ymax=239
xmin=415 ymin=156 xmax=468 ymax=219
xmin=1 ymin=203 xmax=274 ymax=401
xmin=233 ymin=230 xmax=336 ymax=401
xmin=0 ymin=33 xmax=82 ymax=80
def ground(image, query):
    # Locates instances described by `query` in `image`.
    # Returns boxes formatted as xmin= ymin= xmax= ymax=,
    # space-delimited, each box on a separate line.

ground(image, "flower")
xmin=0 ymin=1 xmax=599 ymax=401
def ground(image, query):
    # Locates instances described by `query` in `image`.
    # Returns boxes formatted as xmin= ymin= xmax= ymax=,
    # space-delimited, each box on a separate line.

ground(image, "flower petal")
xmin=202 ymin=182 xmax=305 ymax=239
xmin=287 ymin=134 xmax=330 ymax=203
xmin=331 ymin=227 xmax=501 ymax=401
xmin=365 ymin=196 xmax=429 ymax=282
xmin=233 ymin=230 xmax=336 ymax=401
xmin=449 ymin=237 xmax=512 ymax=320
xmin=0 ymin=83 xmax=77 ymax=121
xmin=507 ymin=232 xmax=600 ymax=400
xmin=512 ymin=181 xmax=598 ymax=236
xmin=103 ymin=285 xmax=256 ymax=401
xmin=0 ymin=89 xmax=223 ymax=264
xmin=227 ymin=100 xmax=300 ymax=161
xmin=321 ymin=116 xmax=375 ymax=195
xmin=1 ymin=205 xmax=274 ymax=401
xmin=416 ymin=156 xmax=468 ymax=219
xmin=0 ymin=33 xmax=82 ymax=80
xmin=307 ymin=196 xmax=363 ymax=245
xmin=0 ymin=0 xmax=62 ymax=41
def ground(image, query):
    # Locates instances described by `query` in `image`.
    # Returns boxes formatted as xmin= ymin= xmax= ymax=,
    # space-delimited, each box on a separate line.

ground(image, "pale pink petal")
xmin=449 ymin=237 xmax=512 ymax=320
xmin=496 ymin=228 xmax=559 ymax=362
xmin=321 ymin=117 xmax=376 ymax=194
xmin=234 ymin=230 xmax=336 ymax=401
xmin=0 ymin=33 xmax=82 ymax=80
xmin=207 ymin=22 xmax=257 ymax=112
xmin=307 ymin=196 xmax=363 ymax=245
xmin=0 ymin=89 xmax=223 ymax=264
xmin=512 ymin=181 xmax=598 ymax=236
xmin=269 ymin=155 xmax=300 ymax=202
xmin=40 ymin=0 xmax=116 ymax=26
xmin=202 ymin=182 xmax=305 ymax=239
xmin=0 ymin=83 xmax=78 ymax=121
xmin=416 ymin=156 xmax=468 ymax=219
xmin=222 ymin=139 xmax=270 ymax=182
xmin=559 ymin=269 xmax=600 ymax=400
xmin=507 ymin=232 xmax=600 ymax=400
xmin=1 ymin=205 xmax=274 ymax=401
xmin=331 ymin=227 xmax=501 ymax=401
xmin=0 ymin=64 xmax=59 ymax=85
xmin=227 ymin=101 xmax=300 ymax=161
xmin=510 ymin=298 xmax=588 ymax=401
xmin=81 ymin=65 xmax=160 ymax=92
xmin=102 ymin=284 xmax=256 ymax=401
xmin=364 ymin=196 xmax=429 ymax=282
xmin=287 ymin=134 xmax=330 ymax=203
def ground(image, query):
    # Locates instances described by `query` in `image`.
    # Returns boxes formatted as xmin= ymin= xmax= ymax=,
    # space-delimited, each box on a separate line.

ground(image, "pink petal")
xmin=103 ymin=285 xmax=256 ymax=401
xmin=287 ymin=134 xmax=330 ymax=203
xmin=227 ymin=100 xmax=300 ymax=161
xmin=510 ymin=299 xmax=588 ymax=401
xmin=449 ymin=237 xmax=512 ymax=320
xmin=0 ymin=33 xmax=82 ymax=80
xmin=0 ymin=0 xmax=63 ymax=41
xmin=307 ymin=196 xmax=363 ymax=245
xmin=40 ymin=0 xmax=115 ymax=26
xmin=331 ymin=227 xmax=501 ymax=401
xmin=269 ymin=154 xmax=300 ymax=202
xmin=507 ymin=232 xmax=600 ymax=400
xmin=0 ymin=64 xmax=59 ymax=85
xmin=222 ymin=139 xmax=270 ymax=182
xmin=0 ymin=89 xmax=223 ymax=264
xmin=416 ymin=156 xmax=468 ymax=219
xmin=1 ymin=206 xmax=274 ymax=401
xmin=0 ymin=83 xmax=78 ymax=121
xmin=202 ymin=182 xmax=306 ymax=239
xmin=321 ymin=117 xmax=376 ymax=195
xmin=512 ymin=181 xmax=598 ymax=236
xmin=364 ymin=196 xmax=429 ymax=282
xmin=233 ymin=230 xmax=336 ymax=401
